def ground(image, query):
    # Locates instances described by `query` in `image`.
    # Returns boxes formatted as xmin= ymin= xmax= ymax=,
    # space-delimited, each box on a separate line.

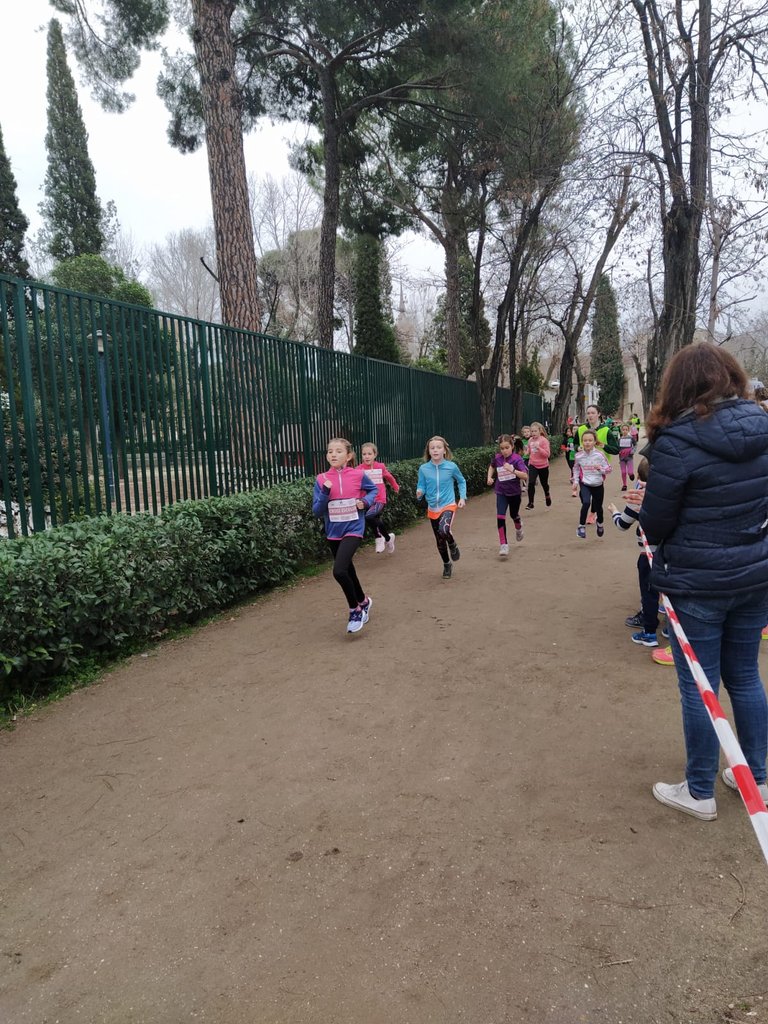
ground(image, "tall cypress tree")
xmin=41 ymin=19 xmax=104 ymax=262
xmin=0 ymin=122 xmax=31 ymax=279
xmin=590 ymin=274 xmax=624 ymax=416
xmin=352 ymin=234 xmax=400 ymax=363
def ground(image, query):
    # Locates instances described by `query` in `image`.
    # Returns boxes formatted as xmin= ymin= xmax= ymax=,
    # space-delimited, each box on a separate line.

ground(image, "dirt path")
xmin=2 ymin=466 xmax=768 ymax=1024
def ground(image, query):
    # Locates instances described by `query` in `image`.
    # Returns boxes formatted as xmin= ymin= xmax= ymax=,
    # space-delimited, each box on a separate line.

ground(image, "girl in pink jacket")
xmin=525 ymin=422 xmax=552 ymax=510
xmin=361 ymin=442 xmax=400 ymax=553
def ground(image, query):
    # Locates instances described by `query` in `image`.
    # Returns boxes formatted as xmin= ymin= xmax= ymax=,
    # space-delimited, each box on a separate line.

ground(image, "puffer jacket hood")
xmin=663 ymin=399 xmax=768 ymax=463
xmin=639 ymin=398 xmax=768 ymax=596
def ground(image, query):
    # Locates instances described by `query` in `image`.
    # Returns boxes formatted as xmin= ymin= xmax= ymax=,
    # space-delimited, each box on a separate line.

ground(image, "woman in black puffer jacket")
xmin=639 ymin=344 xmax=768 ymax=821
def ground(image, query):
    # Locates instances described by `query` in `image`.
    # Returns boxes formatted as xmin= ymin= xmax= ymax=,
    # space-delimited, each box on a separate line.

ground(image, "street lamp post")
xmin=90 ymin=330 xmax=115 ymax=503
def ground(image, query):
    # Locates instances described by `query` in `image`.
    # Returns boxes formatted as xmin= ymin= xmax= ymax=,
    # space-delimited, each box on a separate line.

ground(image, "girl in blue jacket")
xmin=416 ymin=436 xmax=467 ymax=579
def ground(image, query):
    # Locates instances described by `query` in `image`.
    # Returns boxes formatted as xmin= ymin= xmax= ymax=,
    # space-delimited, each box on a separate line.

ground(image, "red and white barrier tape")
xmin=639 ymin=529 xmax=768 ymax=863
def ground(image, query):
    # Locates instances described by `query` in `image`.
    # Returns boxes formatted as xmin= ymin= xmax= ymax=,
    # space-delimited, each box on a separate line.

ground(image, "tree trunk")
xmin=443 ymin=226 xmax=462 ymax=377
xmin=317 ymin=68 xmax=341 ymax=350
xmin=191 ymin=0 xmax=261 ymax=333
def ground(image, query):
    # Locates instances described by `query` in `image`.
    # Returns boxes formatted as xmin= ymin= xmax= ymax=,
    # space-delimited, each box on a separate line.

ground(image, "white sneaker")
xmin=360 ymin=596 xmax=373 ymax=624
xmin=722 ymin=767 xmax=768 ymax=803
xmin=499 ymin=543 xmax=509 ymax=557
xmin=652 ymin=780 xmax=717 ymax=820
xmin=515 ymin=527 xmax=524 ymax=542
xmin=385 ymin=534 xmax=395 ymax=554
xmin=374 ymin=536 xmax=385 ymax=553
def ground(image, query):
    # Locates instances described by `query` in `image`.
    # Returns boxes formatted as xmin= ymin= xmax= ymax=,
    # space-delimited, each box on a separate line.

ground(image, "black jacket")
xmin=639 ymin=398 xmax=768 ymax=596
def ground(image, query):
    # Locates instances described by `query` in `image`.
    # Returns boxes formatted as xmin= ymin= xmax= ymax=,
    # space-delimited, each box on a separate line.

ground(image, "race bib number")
xmin=328 ymin=498 xmax=359 ymax=523
xmin=496 ymin=463 xmax=517 ymax=482
xmin=619 ymin=438 xmax=632 ymax=449
xmin=365 ymin=468 xmax=383 ymax=485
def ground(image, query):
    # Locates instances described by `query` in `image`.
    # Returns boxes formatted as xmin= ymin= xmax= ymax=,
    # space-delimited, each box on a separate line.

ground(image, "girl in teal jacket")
xmin=416 ymin=436 xmax=467 ymax=579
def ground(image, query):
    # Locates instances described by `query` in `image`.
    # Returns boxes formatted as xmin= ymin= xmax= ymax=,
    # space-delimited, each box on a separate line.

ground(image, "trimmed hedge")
xmin=0 ymin=446 xmax=494 ymax=697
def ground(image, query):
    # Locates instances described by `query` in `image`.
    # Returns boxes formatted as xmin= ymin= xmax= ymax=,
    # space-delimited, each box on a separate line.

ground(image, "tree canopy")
xmin=0 ymin=122 xmax=30 ymax=279
xmin=41 ymin=19 xmax=104 ymax=262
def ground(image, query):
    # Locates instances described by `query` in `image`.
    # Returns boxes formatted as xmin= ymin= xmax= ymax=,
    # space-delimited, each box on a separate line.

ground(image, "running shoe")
xmin=449 ymin=542 xmax=461 ymax=561
xmin=347 ymin=608 xmax=364 ymax=634
xmin=596 ymin=523 xmax=605 ymax=537
xmin=621 ymin=485 xmax=627 ymax=492
xmin=360 ymin=596 xmax=373 ymax=623
xmin=652 ymin=646 xmax=674 ymax=666
xmin=722 ymin=767 xmax=768 ymax=803
xmin=577 ymin=526 xmax=586 ymax=539
xmin=545 ymin=495 xmax=552 ymax=507
xmin=661 ymin=626 xmax=669 ymax=639
xmin=652 ymin=781 xmax=717 ymax=821
xmin=499 ymin=543 xmax=509 ymax=557
xmin=374 ymin=537 xmax=385 ymax=553
xmin=442 ymin=562 xmax=452 ymax=579
xmin=515 ymin=526 xmax=524 ymax=542
xmin=385 ymin=534 xmax=396 ymax=554
xmin=625 ymin=612 xmax=644 ymax=628
xmin=631 ymin=631 xmax=658 ymax=647
xmin=525 ymin=503 xmax=534 ymax=510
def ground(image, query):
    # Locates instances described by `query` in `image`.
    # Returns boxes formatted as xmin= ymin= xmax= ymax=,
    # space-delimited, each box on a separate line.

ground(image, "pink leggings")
xmin=620 ymin=457 xmax=634 ymax=485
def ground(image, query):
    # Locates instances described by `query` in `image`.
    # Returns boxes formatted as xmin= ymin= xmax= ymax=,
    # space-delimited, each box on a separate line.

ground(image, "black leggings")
xmin=527 ymin=465 xmax=550 ymax=505
xmin=365 ymin=510 xmax=391 ymax=541
xmin=327 ymin=536 xmax=365 ymax=608
xmin=496 ymin=493 xmax=522 ymax=543
xmin=579 ymin=483 xmax=604 ymax=525
xmin=430 ymin=510 xmax=456 ymax=564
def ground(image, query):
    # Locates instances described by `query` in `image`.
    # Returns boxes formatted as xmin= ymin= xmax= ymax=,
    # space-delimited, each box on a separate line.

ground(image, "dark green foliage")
xmin=352 ymin=234 xmax=400 ymax=363
xmin=0 ymin=123 xmax=30 ymax=279
xmin=518 ymin=355 xmax=545 ymax=396
xmin=51 ymin=254 xmax=153 ymax=307
xmin=41 ymin=19 xmax=104 ymax=262
xmin=0 ymin=447 xmax=493 ymax=696
xmin=590 ymin=275 xmax=624 ymax=416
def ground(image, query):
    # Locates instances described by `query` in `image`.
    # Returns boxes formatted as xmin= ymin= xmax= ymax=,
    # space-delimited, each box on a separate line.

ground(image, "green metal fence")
xmin=0 ymin=273 xmax=547 ymax=538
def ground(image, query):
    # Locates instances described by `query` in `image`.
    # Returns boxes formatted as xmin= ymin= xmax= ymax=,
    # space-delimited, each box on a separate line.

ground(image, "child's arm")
xmin=382 ymin=467 xmax=400 ymax=493
xmin=600 ymin=452 xmax=612 ymax=476
xmin=571 ymin=455 xmax=581 ymax=491
xmin=608 ymin=502 xmax=639 ymax=530
xmin=312 ymin=478 xmax=331 ymax=517
xmin=359 ymin=472 xmax=379 ymax=509
xmin=487 ymin=464 xmax=496 ymax=487
xmin=416 ymin=464 xmax=426 ymax=499
xmin=454 ymin=463 xmax=468 ymax=505
xmin=539 ymin=437 xmax=551 ymax=461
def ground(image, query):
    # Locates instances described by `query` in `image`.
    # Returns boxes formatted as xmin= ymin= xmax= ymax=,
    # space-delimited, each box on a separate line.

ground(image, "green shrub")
xmin=0 ymin=446 xmax=493 ymax=698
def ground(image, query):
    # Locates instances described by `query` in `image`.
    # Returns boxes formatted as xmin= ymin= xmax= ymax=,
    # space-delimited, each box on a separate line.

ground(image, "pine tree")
xmin=352 ymin=234 xmax=400 ymax=363
xmin=0 ymin=122 xmax=30 ymax=278
xmin=41 ymin=19 xmax=104 ymax=262
xmin=590 ymin=274 xmax=624 ymax=416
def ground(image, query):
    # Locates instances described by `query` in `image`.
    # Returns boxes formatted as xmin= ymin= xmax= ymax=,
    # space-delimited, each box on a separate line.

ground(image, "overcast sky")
xmin=0 ymin=0 xmax=440 ymax=280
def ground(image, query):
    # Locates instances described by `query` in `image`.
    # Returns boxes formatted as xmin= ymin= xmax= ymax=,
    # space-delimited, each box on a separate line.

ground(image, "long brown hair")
xmin=646 ymin=343 xmax=748 ymax=443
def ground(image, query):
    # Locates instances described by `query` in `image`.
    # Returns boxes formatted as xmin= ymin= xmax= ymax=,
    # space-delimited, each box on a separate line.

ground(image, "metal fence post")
xmin=297 ymin=346 xmax=314 ymax=477
xmin=197 ymin=322 xmax=218 ymax=497
xmin=13 ymin=282 xmax=46 ymax=532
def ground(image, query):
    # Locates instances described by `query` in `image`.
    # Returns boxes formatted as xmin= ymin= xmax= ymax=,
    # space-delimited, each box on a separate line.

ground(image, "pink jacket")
xmin=360 ymin=460 xmax=399 ymax=504
xmin=528 ymin=436 xmax=550 ymax=469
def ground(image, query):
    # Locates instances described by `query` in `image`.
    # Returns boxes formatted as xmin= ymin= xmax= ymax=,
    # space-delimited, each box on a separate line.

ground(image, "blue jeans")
xmin=668 ymin=587 xmax=768 ymax=798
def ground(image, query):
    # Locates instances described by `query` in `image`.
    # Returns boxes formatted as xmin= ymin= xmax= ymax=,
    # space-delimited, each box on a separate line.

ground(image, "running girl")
xmin=571 ymin=429 xmax=611 ymax=538
xmin=520 ymin=425 xmax=531 ymax=468
xmin=416 ymin=436 xmax=467 ymax=579
xmin=313 ymin=438 xmax=379 ymax=634
xmin=525 ymin=421 xmax=552 ymax=510
xmin=487 ymin=434 xmax=528 ymax=557
xmin=360 ymin=442 xmax=400 ymax=553
xmin=618 ymin=423 xmax=636 ymax=491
